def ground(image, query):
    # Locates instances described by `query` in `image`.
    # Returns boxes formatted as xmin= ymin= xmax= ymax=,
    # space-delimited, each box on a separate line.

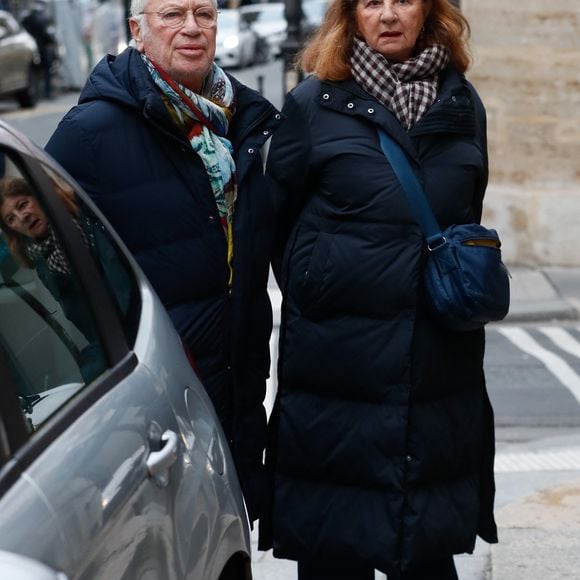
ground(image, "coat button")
xmin=347 ymin=102 xmax=354 ymax=109
xmin=248 ymin=148 xmax=255 ymax=154
xmin=368 ymin=108 xmax=375 ymax=114
xmin=322 ymin=93 xmax=330 ymax=100
xmin=451 ymin=96 xmax=457 ymax=102
xmin=406 ymin=455 xmax=413 ymax=462
xmin=208 ymin=215 xmax=215 ymax=223
xmin=275 ymin=113 xmax=281 ymax=120
xmin=263 ymin=130 xmax=269 ymax=136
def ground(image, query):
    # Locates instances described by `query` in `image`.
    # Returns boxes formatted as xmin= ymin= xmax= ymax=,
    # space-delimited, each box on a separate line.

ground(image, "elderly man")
xmin=46 ymin=0 xmax=281 ymax=522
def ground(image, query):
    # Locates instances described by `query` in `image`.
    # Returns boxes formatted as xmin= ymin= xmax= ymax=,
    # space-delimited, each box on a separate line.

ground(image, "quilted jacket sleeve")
xmin=266 ymin=91 xmax=312 ymax=283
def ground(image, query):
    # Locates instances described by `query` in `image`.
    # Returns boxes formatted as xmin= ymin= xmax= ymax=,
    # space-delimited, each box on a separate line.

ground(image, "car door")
xmin=0 ymin=140 xmax=251 ymax=578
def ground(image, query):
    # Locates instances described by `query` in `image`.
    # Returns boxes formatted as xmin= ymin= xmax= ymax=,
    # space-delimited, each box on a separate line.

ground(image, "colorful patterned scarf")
xmin=143 ymin=55 xmax=237 ymax=285
xmin=351 ymin=38 xmax=449 ymax=130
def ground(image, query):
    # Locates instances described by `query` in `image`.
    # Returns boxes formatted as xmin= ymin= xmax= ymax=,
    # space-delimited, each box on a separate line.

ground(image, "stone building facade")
xmin=463 ymin=0 xmax=580 ymax=265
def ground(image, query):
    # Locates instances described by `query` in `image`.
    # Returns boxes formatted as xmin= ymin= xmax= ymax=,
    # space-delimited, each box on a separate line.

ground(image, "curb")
xmin=503 ymin=300 xmax=578 ymax=323
xmin=501 ymin=267 xmax=580 ymax=324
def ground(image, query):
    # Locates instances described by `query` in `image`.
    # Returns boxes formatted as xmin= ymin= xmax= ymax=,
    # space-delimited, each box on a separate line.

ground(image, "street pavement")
xmin=258 ymin=266 xmax=580 ymax=580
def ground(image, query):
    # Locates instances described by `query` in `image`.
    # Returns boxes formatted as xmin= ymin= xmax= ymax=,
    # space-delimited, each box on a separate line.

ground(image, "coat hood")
xmin=78 ymin=48 xmax=281 ymax=148
xmin=79 ymin=48 xmax=165 ymax=117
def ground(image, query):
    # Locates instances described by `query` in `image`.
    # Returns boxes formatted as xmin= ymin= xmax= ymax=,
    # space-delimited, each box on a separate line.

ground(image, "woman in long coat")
xmin=259 ymin=1 xmax=498 ymax=579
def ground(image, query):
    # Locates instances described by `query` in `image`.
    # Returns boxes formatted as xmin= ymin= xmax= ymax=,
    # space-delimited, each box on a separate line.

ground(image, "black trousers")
xmin=297 ymin=556 xmax=458 ymax=580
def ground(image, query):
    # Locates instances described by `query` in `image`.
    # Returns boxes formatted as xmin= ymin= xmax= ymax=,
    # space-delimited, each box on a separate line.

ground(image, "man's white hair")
xmin=130 ymin=0 xmax=217 ymax=17
xmin=130 ymin=0 xmax=148 ymax=17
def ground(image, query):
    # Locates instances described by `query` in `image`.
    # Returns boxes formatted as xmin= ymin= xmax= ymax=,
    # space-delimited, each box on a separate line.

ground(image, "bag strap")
xmin=377 ymin=130 xmax=445 ymax=249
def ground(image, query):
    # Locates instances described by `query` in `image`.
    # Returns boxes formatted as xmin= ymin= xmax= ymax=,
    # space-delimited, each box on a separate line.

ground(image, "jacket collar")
xmin=411 ymin=67 xmax=476 ymax=137
xmin=82 ymin=49 xmax=282 ymax=150
xmin=317 ymin=66 xmax=476 ymax=161
xmin=226 ymin=73 xmax=283 ymax=150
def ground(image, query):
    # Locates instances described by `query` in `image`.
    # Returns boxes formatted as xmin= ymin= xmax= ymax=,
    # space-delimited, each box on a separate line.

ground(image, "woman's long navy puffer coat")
xmin=259 ymin=67 xmax=498 ymax=579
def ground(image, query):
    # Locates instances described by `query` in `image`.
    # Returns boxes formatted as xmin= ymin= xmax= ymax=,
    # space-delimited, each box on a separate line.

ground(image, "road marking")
xmin=497 ymin=327 xmax=580 ymax=405
xmin=495 ymin=447 xmax=580 ymax=473
xmin=540 ymin=326 xmax=580 ymax=360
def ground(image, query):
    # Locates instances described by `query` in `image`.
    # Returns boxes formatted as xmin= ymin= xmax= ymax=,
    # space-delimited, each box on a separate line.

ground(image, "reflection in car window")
xmin=0 ymin=159 xmax=137 ymax=434
xmin=41 ymin=163 xmax=139 ymax=342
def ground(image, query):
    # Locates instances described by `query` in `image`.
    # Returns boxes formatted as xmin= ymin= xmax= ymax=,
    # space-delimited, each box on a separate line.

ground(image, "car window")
xmin=39 ymin=162 xmax=140 ymax=342
xmin=0 ymin=153 xmax=138 ymax=436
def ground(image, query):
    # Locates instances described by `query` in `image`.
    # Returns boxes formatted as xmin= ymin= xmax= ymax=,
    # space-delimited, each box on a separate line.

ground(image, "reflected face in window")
xmin=1 ymin=194 xmax=49 ymax=239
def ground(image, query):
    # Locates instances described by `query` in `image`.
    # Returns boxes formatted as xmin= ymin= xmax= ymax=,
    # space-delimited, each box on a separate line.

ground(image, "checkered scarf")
xmin=351 ymin=38 xmax=449 ymax=129
xmin=25 ymin=222 xmax=86 ymax=274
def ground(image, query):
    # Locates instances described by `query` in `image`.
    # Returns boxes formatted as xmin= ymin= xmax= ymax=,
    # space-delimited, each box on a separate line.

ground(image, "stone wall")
xmin=462 ymin=0 xmax=580 ymax=265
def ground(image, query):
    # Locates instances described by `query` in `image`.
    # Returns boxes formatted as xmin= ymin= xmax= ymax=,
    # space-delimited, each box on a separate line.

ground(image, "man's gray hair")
xmin=130 ymin=0 xmax=147 ymax=17
xmin=130 ymin=0 xmax=217 ymax=17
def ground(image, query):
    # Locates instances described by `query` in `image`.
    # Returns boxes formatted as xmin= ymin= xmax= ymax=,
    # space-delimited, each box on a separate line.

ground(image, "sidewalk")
xmin=258 ymin=266 xmax=580 ymax=580
xmin=504 ymin=266 xmax=580 ymax=323
xmin=487 ymin=265 xmax=580 ymax=580
xmin=491 ymin=439 xmax=580 ymax=580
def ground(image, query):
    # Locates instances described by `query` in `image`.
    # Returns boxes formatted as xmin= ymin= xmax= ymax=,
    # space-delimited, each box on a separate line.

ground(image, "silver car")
xmin=0 ymin=10 xmax=41 ymax=108
xmin=239 ymin=3 xmax=286 ymax=59
xmin=0 ymin=121 xmax=253 ymax=579
xmin=215 ymin=9 xmax=257 ymax=69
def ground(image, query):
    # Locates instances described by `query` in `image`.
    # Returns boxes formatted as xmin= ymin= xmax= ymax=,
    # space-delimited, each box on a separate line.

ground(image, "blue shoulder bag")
xmin=378 ymin=130 xmax=510 ymax=331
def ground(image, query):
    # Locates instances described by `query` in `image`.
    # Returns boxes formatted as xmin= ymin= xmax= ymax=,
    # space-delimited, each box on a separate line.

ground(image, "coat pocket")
xmin=289 ymin=231 xmax=331 ymax=319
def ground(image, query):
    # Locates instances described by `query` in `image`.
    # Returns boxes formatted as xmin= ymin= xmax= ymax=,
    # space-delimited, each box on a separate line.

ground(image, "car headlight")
xmin=223 ymin=35 xmax=240 ymax=49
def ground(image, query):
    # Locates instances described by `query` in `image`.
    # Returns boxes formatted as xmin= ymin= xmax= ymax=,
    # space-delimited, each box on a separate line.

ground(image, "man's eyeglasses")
xmin=139 ymin=7 xmax=219 ymax=29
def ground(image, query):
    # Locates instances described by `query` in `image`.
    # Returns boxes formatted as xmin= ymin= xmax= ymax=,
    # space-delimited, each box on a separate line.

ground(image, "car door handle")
xmin=147 ymin=429 xmax=179 ymax=478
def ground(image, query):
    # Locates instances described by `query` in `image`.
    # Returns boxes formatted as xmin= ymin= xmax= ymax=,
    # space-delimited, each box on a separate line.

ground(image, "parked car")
xmin=0 ymin=10 xmax=42 ymax=108
xmin=215 ymin=9 xmax=257 ymax=69
xmin=240 ymin=2 xmax=317 ymax=59
xmin=0 ymin=121 xmax=253 ymax=579
xmin=302 ymin=0 xmax=328 ymax=30
xmin=239 ymin=3 xmax=286 ymax=59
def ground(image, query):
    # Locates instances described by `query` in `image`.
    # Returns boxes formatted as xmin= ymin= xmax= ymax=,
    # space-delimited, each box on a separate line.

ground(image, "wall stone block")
xmin=462 ymin=1 xmax=580 ymax=265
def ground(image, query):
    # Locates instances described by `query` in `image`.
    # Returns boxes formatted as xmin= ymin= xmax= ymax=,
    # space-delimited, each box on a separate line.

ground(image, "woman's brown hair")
xmin=298 ymin=0 xmax=471 ymax=80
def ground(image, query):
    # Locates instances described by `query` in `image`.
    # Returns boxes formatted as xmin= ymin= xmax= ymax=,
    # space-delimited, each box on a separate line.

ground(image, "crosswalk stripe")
xmin=495 ymin=447 xmax=580 ymax=473
xmin=539 ymin=326 xmax=580 ymax=360
xmin=496 ymin=327 xmax=580 ymax=406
